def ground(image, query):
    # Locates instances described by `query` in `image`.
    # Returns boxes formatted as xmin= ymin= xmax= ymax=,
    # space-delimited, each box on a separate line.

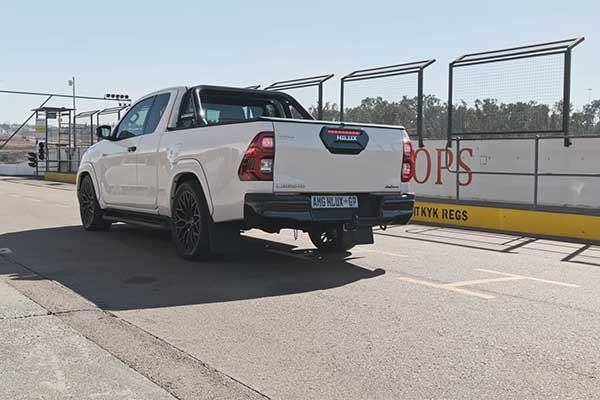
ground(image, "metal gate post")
xmin=68 ymin=111 xmax=72 ymax=172
xmin=455 ymin=137 xmax=461 ymax=201
xmin=73 ymin=111 xmax=77 ymax=166
xmin=563 ymin=49 xmax=572 ymax=147
xmin=90 ymin=115 xmax=94 ymax=145
xmin=416 ymin=69 xmax=425 ymax=148
xmin=35 ymin=138 xmax=39 ymax=177
xmin=339 ymin=79 xmax=345 ymax=122
xmin=533 ymin=136 xmax=540 ymax=208
xmin=446 ymin=62 xmax=455 ymax=148
xmin=45 ymin=115 xmax=49 ymax=173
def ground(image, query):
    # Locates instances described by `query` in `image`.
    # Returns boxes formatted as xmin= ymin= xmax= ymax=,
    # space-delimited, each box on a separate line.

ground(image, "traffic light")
xmin=27 ymin=152 xmax=37 ymax=168
xmin=105 ymin=93 xmax=130 ymax=100
xmin=38 ymin=142 xmax=45 ymax=161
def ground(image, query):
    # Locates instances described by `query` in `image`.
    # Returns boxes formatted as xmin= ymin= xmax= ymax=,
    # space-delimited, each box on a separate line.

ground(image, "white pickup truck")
xmin=77 ymin=85 xmax=415 ymax=259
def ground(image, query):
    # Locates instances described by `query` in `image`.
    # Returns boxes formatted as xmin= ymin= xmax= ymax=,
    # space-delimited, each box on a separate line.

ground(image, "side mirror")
xmin=96 ymin=125 xmax=113 ymax=140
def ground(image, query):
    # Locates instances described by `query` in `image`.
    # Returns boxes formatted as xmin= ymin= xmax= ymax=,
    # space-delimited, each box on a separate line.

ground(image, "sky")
xmin=1 ymin=0 xmax=599 ymax=123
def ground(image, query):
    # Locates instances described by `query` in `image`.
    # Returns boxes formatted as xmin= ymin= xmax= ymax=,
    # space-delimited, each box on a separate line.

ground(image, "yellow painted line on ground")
xmin=412 ymin=201 xmax=600 ymax=242
xmin=45 ymin=172 xmax=77 ymax=184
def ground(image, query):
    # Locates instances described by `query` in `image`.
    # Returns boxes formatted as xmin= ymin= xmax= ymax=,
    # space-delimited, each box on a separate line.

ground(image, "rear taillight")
xmin=401 ymin=137 xmax=415 ymax=182
xmin=239 ymin=131 xmax=274 ymax=181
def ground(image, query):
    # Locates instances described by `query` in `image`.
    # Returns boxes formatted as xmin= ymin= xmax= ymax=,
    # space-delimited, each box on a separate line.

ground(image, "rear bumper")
xmin=244 ymin=193 xmax=414 ymax=230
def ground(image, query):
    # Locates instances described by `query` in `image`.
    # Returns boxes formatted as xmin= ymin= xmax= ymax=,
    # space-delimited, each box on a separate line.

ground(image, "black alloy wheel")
xmin=78 ymin=175 xmax=111 ymax=231
xmin=171 ymin=181 xmax=210 ymax=260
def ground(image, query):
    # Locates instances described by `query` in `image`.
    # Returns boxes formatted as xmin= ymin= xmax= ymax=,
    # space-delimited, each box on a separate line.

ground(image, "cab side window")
xmin=115 ymin=97 xmax=154 ymax=140
xmin=177 ymin=91 xmax=199 ymax=128
xmin=144 ymin=93 xmax=171 ymax=135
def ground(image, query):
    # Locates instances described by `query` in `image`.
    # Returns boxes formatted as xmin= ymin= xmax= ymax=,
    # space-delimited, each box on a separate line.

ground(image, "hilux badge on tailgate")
xmin=320 ymin=126 xmax=369 ymax=155
xmin=336 ymin=134 xmax=358 ymax=142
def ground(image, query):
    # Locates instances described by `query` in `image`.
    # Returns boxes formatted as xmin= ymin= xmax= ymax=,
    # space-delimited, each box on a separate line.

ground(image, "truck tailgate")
xmin=271 ymin=120 xmax=406 ymax=193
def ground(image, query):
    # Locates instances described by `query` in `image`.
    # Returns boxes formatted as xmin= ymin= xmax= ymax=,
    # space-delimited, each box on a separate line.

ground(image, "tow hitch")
xmin=343 ymin=214 xmax=361 ymax=231
xmin=342 ymin=215 xmax=374 ymax=245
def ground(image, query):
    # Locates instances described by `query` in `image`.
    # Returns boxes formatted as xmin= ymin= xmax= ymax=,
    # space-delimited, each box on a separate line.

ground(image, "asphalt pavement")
xmin=1 ymin=176 xmax=599 ymax=399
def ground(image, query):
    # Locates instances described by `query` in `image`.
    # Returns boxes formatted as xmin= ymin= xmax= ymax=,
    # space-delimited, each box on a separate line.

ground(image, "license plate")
xmin=311 ymin=195 xmax=359 ymax=209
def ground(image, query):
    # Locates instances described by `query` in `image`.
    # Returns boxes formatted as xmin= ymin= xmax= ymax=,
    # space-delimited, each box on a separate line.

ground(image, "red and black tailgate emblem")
xmin=319 ymin=127 xmax=369 ymax=155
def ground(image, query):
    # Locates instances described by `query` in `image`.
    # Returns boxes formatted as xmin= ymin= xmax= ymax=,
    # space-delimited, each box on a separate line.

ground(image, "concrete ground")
xmin=1 ymin=176 xmax=599 ymax=399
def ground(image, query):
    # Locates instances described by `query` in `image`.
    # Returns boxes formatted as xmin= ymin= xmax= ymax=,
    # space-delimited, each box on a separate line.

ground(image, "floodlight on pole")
xmin=69 ymin=76 xmax=76 ymax=149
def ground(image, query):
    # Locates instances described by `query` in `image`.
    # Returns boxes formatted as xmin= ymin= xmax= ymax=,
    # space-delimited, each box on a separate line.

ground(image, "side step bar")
xmin=103 ymin=209 xmax=171 ymax=231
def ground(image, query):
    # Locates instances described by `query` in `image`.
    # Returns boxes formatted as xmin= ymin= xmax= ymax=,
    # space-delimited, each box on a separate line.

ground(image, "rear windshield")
xmin=198 ymin=89 xmax=311 ymax=125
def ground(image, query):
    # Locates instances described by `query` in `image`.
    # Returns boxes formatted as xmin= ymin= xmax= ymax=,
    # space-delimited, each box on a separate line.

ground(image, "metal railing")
xmin=0 ymin=88 xmax=129 ymax=151
xmin=340 ymin=59 xmax=436 ymax=148
xmin=445 ymin=134 xmax=600 ymax=210
xmin=265 ymin=74 xmax=334 ymax=120
xmin=447 ymin=37 xmax=585 ymax=148
xmin=41 ymin=143 xmax=84 ymax=174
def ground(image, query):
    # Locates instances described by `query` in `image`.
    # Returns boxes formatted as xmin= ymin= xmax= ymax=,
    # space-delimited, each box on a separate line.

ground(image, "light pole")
xmin=68 ymin=76 xmax=76 ymax=118
xmin=68 ymin=77 xmax=76 ymax=171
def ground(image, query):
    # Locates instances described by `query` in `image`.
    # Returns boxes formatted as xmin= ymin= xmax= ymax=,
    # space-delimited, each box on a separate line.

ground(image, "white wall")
xmin=413 ymin=138 xmax=600 ymax=209
xmin=0 ymin=161 xmax=35 ymax=176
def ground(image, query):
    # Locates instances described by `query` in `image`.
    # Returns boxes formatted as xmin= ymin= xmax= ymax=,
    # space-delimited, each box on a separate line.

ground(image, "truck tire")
xmin=171 ymin=180 xmax=210 ymax=260
xmin=309 ymin=226 xmax=355 ymax=253
xmin=77 ymin=175 xmax=112 ymax=231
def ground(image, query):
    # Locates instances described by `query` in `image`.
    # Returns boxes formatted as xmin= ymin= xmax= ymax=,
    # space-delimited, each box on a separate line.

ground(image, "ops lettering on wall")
xmin=412 ymin=147 xmax=473 ymax=186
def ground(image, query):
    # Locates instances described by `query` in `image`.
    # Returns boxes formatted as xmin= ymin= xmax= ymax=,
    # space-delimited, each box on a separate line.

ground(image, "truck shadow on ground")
xmin=0 ymin=224 xmax=385 ymax=311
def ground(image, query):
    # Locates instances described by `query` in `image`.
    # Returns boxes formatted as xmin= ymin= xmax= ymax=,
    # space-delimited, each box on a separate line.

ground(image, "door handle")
xmin=128 ymin=146 xmax=137 ymax=152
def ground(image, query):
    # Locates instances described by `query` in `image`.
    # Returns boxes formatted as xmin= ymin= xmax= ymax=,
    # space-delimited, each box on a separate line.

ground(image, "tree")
xmin=305 ymin=96 xmax=600 ymax=138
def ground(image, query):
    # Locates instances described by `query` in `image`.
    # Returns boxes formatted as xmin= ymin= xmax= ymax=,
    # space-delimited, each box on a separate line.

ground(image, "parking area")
xmin=1 ymin=176 xmax=599 ymax=399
